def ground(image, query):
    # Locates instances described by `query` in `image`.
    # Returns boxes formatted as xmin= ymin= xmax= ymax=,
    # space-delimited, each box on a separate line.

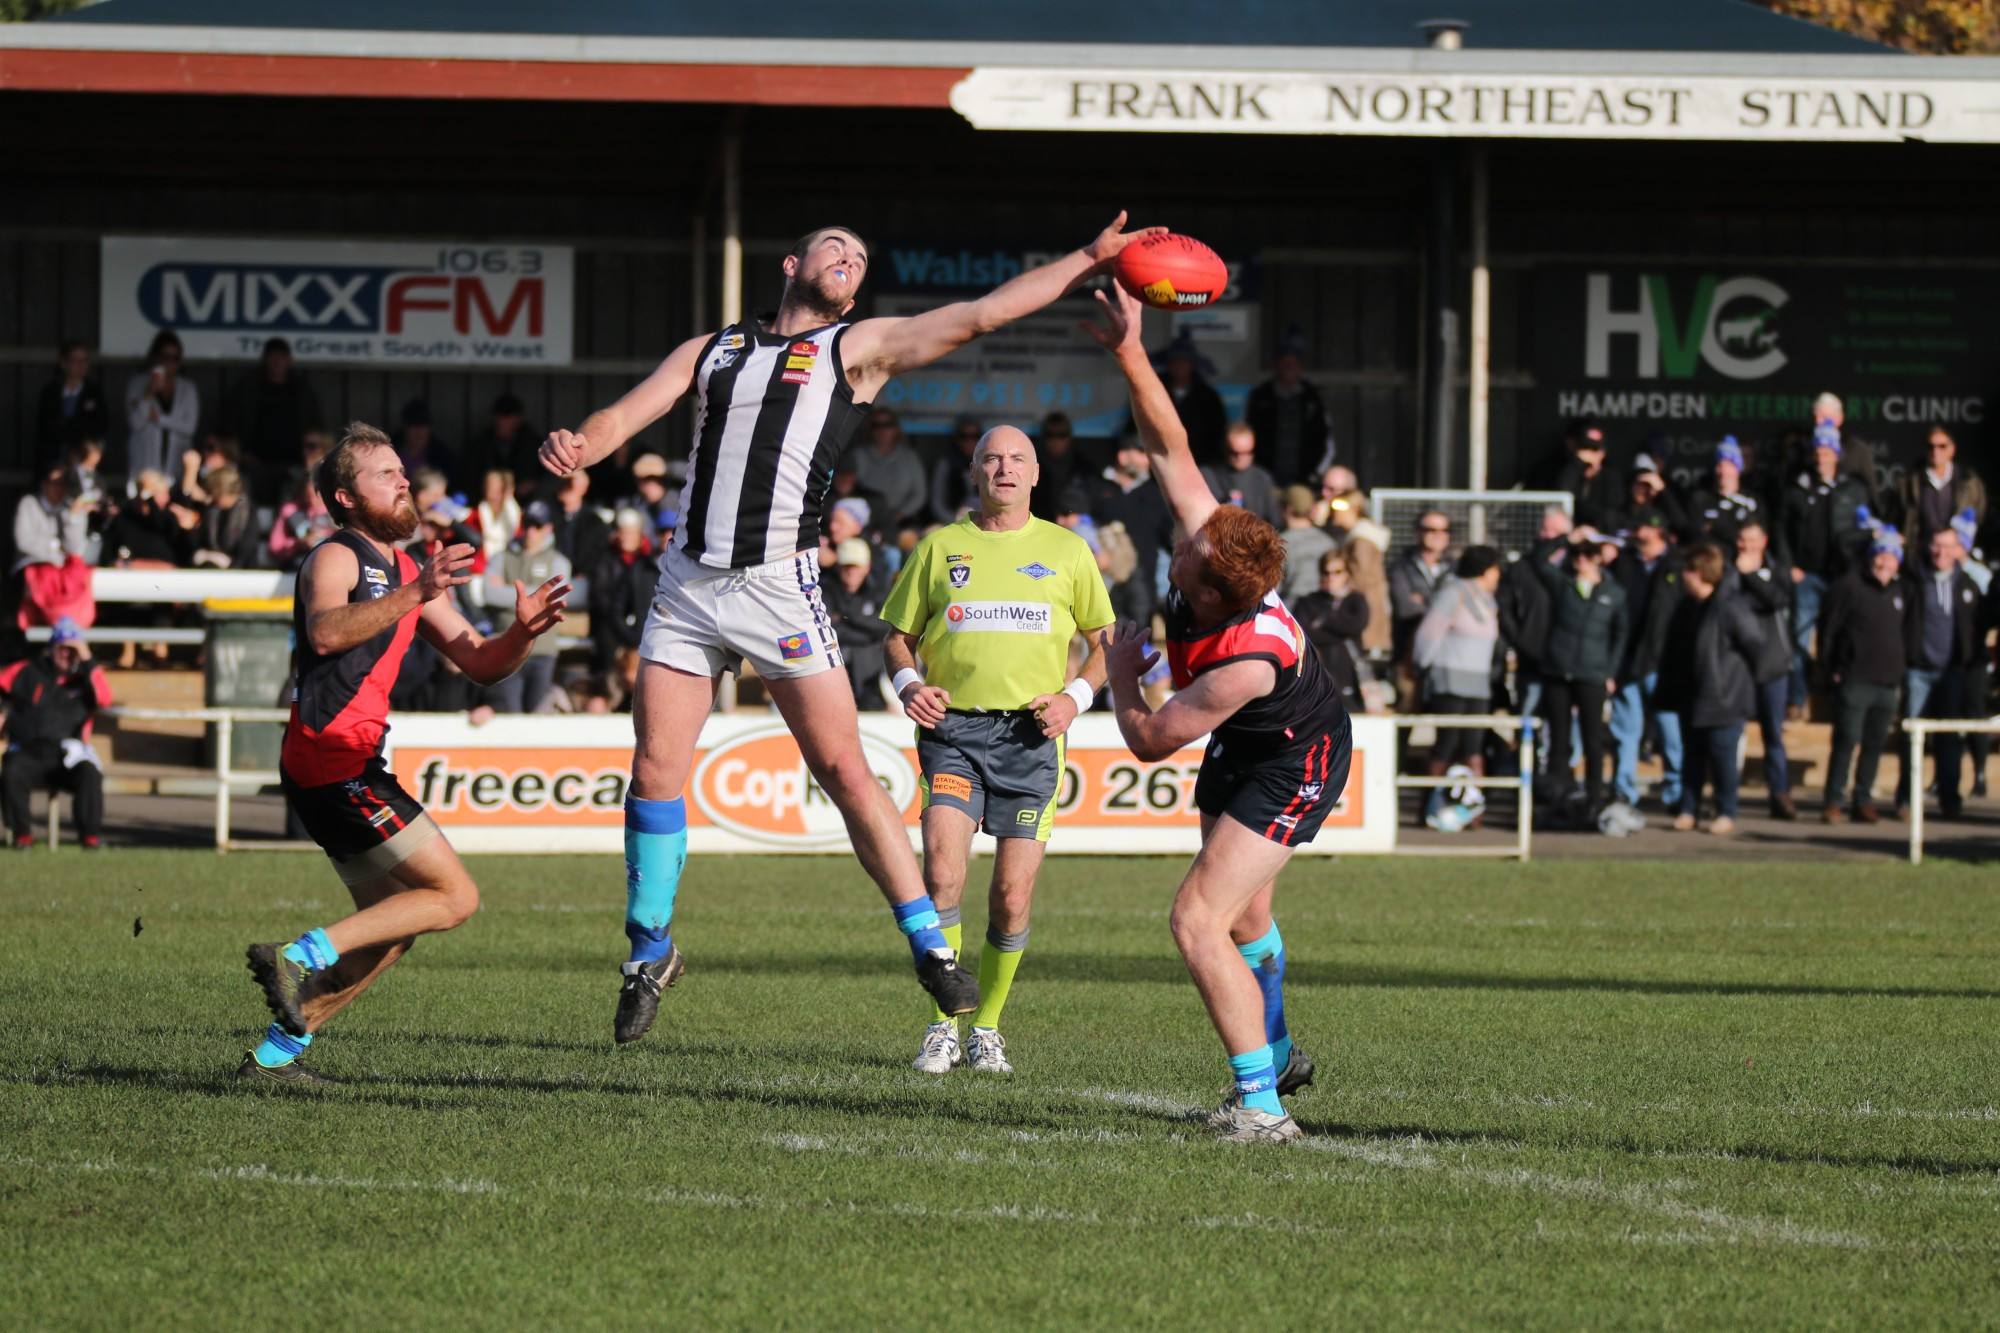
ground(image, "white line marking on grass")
xmin=0 ymin=1154 xmax=1331 ymax=1239
xmin=1295 ymin=1137 xmax=1875 ymax=1250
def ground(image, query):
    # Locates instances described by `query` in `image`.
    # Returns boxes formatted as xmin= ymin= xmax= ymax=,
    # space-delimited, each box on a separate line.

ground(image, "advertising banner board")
xmin=382 ymin=713 xmax=1398 ymax=855
xmin=1527 ymin=264 xmax=1996 ymax=488
xmin=101 ymin=237 xmax=574 ymax=366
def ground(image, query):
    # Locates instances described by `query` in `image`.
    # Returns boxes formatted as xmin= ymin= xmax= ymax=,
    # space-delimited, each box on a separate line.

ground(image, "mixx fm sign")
xmin=101 ymin=237 xmax=574 ymax=365
xmin=1584 ymin=272 xmax=1787 ymax=381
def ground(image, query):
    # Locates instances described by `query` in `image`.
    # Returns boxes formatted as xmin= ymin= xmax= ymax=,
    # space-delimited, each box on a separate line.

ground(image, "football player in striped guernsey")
xmin=542 ymin=215 xmax=1162 ymax=1045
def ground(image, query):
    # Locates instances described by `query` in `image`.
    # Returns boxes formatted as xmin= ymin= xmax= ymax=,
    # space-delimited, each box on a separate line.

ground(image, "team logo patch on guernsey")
xmin=365 ymin=567 xmax=388 ymax=584
xmin=777 ymin=633 xmax=814 ymax=661
xmin=719 ymin=333 xmax=746 ymax=350
xmin=781 ymin=369 xmax=812 ymax=385
xmin=949 ymin=564 xmax=971 ymax=588
xmin=944 ymin=601 xmax=1053 ymax=634
xmin=790 ymin=342 xmax=818 ymax=356
xmin=1015 ymin=562 xmax=1056 ymax=580
xmin=785 ymin=355 xmax=816 ymax=370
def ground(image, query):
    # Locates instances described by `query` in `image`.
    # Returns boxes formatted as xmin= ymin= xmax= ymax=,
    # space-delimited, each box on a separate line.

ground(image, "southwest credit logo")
xmin=944 ymin=601 xmax=1053 ymax=633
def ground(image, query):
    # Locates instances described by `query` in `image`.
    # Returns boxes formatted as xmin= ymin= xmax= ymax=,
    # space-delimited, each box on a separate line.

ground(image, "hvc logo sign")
xmin=1584 ymin=274 xmax=1788 ymax=381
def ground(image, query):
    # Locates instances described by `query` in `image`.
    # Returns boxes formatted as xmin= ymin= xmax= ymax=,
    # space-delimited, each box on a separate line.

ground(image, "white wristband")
xmin=1063 ymin=678 xmax=1096 ymax=712
xmin=892 ymin=668 xmax=925 ymax=697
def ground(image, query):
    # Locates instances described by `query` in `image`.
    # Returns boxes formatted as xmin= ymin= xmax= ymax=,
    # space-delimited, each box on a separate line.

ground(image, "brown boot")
xmin=1822 ymin=804 xmax=1846 ymax=825
xmin=1855 ymin=804 xmax=1881 ymax=825
xmin=1771 ymin=792 xmax=1797 ymax=821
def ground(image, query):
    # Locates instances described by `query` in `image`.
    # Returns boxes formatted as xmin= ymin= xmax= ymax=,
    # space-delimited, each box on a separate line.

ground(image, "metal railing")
xmin=102 ymin=705 xmax=316 ymax=853
xmin=1906 ymin=716 xmax=2000 ymax=865
xmin=1391 ymin=713 xmax=1535 ymax=861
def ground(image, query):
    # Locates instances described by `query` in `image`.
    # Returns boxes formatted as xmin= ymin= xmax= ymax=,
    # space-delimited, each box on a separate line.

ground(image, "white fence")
xmin=1905 ymin=716 xmax=2000 ymax=865
xmin=1392 ymin=713 xmax=1536 ymax=861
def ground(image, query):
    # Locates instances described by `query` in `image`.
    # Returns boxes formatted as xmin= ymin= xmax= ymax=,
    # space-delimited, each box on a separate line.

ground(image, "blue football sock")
xmin=624 ymin=796 xmax=688 ymax=964
xmin=252 ymin=1023 xmax=312 ymax=1069
xmin=1228 ymin=1045 xmax=1284 ymax=1116
xmin=1236 ymin=922 xmax=1291 ymax=1069
xmin=282 ymin=927 xmax=338 ymax=974
xmin=891 ymin=894 xmax=950 ymax=963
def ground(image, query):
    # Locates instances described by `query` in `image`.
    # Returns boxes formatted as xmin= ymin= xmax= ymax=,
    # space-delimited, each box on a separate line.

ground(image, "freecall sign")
xmin=380 ymin=713 xmax=1395 ymax=855
xmin=100 ymin=237 xmax=574 ymax=365
xmin=1528 ymin=264 xmax=1996 ymax=489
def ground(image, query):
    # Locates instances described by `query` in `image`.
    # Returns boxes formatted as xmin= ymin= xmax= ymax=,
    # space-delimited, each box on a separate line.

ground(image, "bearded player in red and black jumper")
xmin=1084 ymin=285 xmax=1350 ymax=1143
xmin=237 ymin=422 xmax=570 ymax=1084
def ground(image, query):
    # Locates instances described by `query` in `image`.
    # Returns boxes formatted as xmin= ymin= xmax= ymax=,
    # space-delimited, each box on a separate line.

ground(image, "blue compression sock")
xmin=624 ymin=796 xmax=688 ymax=963
xmin=281 ymin=927 xmax=338 ymax=974
xmin=253 ymin=1023 xmax=312 ymax=1069
xmin=1236 ymin=922 xmax=1291 ymax=1070
xmin=891 ymin=894 xmax=950 ymax=963
xmin=1228 ymin=1045 xmax=1284 ymax=1116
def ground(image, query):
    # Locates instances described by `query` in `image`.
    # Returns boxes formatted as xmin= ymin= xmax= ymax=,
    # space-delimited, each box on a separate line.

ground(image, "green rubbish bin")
xmin=204 ymin=597 xmax=294 ymax=773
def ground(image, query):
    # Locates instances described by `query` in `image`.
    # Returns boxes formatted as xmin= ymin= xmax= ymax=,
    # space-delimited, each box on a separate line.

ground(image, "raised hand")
xmin=1079 ymin=284 xmax=1146 ymax=354
xmin=540 ymin=429 xmax=587 ymax=477
xmin=1083 ymin=211 xmax=1169 ymax=271
xmin=419 ymin=542 xmax=476 ymax=601
xmin=514 ymin=575 xmax=572 ymax=637
xmin=1101 ymin=620 xmax=1160 ymax=683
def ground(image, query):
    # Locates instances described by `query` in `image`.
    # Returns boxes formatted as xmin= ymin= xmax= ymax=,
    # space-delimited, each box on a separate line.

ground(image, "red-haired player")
xmin=1084 ymin=285 xmax=1351 ymax=1143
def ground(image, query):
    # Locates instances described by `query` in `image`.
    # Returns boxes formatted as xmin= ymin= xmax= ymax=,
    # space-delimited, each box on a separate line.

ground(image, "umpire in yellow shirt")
xmin=883 ymin=425 xmax=1113 ymax=1075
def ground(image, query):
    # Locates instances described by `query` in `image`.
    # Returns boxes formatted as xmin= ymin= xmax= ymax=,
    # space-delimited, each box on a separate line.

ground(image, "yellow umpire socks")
xmin=970 ymin=924 xmax=1028 ymax=1032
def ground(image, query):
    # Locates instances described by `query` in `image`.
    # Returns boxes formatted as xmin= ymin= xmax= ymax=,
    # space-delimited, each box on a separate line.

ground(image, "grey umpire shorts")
xmin=916 ymin=710 xmax=1064 ymax=842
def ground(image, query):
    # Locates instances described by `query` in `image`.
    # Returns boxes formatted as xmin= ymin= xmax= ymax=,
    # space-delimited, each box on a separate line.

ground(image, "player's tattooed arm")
xmin=1081 ymin=284 xmax=1216 ymax=536
xmin=300 ymin=540 xmax=468 ymax=657
xmin=1101 ymin=622 xmax=1272 ymax=762
xmin=542 ymin=333 xmax=709 ymax=477
xmin=842 ymin=212 xmax=1165 ymax=395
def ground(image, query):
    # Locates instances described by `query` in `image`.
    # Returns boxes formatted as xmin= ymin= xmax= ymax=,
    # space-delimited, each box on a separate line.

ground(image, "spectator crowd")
xmin=6 ymin=330 xmax=1997 ymax=842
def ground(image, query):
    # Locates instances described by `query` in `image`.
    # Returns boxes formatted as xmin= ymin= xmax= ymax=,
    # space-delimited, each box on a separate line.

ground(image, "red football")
xmin=1114 ymin=233 xmax=1228 ymax=310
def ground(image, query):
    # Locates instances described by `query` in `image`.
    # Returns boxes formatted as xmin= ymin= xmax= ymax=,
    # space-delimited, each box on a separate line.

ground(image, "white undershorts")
xmin=639 ymin=545 xmax=843 ymax=680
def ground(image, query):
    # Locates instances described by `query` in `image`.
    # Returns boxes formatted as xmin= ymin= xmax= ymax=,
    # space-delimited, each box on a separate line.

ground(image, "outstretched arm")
xmin=541 ymin=332 xmax=710 ymax=476
xmin=1082 ymin=284 xmax=1216 ymax=535
xmin=841 ymin=213 xmax=1164 ymax=395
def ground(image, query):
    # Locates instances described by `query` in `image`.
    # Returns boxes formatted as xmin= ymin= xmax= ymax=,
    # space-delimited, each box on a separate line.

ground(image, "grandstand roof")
xmin=15 ymin=0 xmax=2000 ymax=134
xmin=35 ymin=0 xmax=1892 ymax=54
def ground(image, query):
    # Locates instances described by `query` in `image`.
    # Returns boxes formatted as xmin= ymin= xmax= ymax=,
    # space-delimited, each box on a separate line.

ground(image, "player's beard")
xmin=351 ymin=491 xmax=421 ymax=544
xmin=785 ymin=270 xmax=850 ymax=324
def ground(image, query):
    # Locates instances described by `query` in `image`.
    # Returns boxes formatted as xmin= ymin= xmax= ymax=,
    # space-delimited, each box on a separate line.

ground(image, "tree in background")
xmin=1762 ymin=0 xmax=2000 ymax=53
xmin=1 ymin=0 xmax=92 ymax=19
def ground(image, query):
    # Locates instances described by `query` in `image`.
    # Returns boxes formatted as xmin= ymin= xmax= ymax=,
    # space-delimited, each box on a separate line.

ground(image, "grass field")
xmin=5 ymin=850 xmax=1998 ymax=1329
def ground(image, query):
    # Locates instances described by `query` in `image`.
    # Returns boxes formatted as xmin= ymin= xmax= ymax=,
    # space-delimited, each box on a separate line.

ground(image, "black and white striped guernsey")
xmin=675 ymin=320 xmax=871 ymax=569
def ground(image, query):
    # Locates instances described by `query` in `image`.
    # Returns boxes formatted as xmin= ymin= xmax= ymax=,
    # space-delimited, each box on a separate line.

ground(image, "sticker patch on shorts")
xmin=930 ymin=773 xmax=973 ymax=801
xmin=777 ymin=633 xmax=814 ymax=661
xmin=1015 ymin=809 xmax=1038 ymax=825
xmin=1298 ymin=780 xmax=1325 ymax=801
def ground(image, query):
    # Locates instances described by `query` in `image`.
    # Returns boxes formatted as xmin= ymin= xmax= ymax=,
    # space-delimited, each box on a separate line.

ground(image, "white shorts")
xmin=639 ymin=545 xmax=843 ymax=680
